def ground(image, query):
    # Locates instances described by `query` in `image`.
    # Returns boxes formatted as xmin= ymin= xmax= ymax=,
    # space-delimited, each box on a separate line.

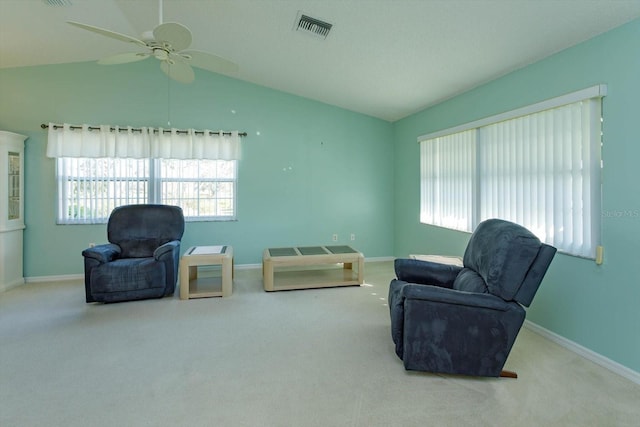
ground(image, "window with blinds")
xmin=419 ymin=86 xmax=604 ymax=259
xmin=56 ymin=158 xmax=237 ymax=224
xmin=420 ymin=129 xmax=476 ymax=232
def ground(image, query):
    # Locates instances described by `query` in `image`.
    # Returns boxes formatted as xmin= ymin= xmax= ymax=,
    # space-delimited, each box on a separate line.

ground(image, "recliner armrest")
xmin=81 ymin=243 xmax=121 ymax=264
xmin=394 ymin=258 xmax=462 ymax=288
xmin=401 ymin=282 xmax=514 ymax=311
xmin=154 ymin=240 xmax=180 ymax=260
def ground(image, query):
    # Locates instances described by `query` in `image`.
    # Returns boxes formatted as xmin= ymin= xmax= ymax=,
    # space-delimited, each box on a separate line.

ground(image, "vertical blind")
xmin=56 ymin=157 xmax=150 ymax=223
xmin=479 ymin=100 xmax=601 ymax=257
xmin=420 ymin=129 xmax=476 ymax=232
xmin=419 ymin=85 xmax=604 ymax=259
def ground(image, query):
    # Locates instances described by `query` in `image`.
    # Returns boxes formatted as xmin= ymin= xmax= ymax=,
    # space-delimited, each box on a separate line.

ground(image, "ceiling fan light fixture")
xmin=153 ymin=48 xmax=169 ymax=61
xmin=141 ymin=30 xmax=155 ymax=42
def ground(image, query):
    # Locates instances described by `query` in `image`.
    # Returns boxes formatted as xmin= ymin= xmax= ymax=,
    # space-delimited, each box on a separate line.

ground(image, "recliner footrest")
xmin=90 ymin=258 xmax=166 ymax=302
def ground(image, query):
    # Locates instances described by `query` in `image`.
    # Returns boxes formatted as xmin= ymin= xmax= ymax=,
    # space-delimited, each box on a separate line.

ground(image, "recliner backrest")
xmin=107 ymin=204 xmax=185 ymax=258
xmin=456 ymin=219 xmax=551 ymax=305
xmin=513 ymin=243 xmax=556 ymax=306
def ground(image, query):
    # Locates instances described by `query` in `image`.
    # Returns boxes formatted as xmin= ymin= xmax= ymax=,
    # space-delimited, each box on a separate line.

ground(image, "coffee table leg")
xmin=222 ymin=256 xmax=233 ymax=297
xmin=263 ymin=259 xmax=274 ymax=291
xmin=179 ymin=259 xmax=189 ymax=300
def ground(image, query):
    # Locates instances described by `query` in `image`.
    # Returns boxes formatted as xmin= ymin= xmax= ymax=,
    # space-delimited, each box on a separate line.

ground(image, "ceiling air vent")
xmin=294 ymin=12 xmax=332 ymax=39
xmin=42 ymin=0 xmax=73 ymax=6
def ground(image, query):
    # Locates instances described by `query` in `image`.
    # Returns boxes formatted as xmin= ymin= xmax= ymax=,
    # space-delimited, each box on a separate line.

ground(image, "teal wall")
xmin=0 ymin=60 xmax=394 ymax=275
xmin=393 ymin=19 xmax=640 ymax=373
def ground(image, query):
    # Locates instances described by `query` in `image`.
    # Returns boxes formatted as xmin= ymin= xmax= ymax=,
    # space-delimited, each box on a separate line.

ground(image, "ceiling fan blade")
xmin=67 ymin=21 xmax=146 ymax=47
xmin=153 ymin=22 xmax=192 ymax=52
xmin=160 ymin=60 xmax=195 ymax=84
xmin=180 ymin=50 xmax=239 ymax=74
xmin=97 ymin=52 xmax=150 ymax=65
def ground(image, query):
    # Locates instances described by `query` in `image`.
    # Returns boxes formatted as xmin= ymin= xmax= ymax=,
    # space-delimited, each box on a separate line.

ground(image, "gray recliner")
xmin=388 ymin=218 xmax=556 ymax=377
xmin=81 ymin=204 xmax=185 ymax=303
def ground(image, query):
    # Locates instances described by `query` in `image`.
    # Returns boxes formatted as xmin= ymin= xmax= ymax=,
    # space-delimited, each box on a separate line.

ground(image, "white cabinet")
xmin=0 ymin=130 xmax=26 ymax=292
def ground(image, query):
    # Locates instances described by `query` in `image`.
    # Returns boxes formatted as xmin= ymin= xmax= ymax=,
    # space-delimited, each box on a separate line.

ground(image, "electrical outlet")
xmin=350 ymin=233 xmax=356 ymax=241
xmin=332 ymin=234 xmax=338 ymax=242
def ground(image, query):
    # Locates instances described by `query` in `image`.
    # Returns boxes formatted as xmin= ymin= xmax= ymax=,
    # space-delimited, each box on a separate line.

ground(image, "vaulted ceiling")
xmin=2 ymin=0 xmax=639 ymax=121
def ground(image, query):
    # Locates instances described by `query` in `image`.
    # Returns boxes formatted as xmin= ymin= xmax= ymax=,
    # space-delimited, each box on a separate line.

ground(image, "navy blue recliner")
xmin=82 ymin=204 xmax=185 ymax=303
xmin=388 ymin=219 xmax=556 ymax=377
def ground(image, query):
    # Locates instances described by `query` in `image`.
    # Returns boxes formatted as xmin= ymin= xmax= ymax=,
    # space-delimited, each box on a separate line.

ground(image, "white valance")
xmin=46 ymin=123 xmax=242 ymax=160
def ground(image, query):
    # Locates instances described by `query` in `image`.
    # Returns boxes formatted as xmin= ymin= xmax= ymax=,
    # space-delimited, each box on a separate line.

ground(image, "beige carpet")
xmin=1 ymin=261 xmax=639 ymax=427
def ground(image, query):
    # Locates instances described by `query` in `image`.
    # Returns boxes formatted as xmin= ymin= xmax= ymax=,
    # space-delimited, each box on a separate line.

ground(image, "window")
xmin=56 ymin=157 xmax=237 ymax=224
xmin=47 ymin=123 xmax=242 ymax=224
xmin=420 ymin=129 xmax=476 ymax=232
xmin=419 ymin=85 xmax=605 ymax=258
xmin=159 ymin=159 xmax=236 ymax=218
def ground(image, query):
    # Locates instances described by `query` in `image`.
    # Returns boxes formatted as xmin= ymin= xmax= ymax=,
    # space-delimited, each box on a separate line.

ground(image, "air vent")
xmin=294 ymin=12 xmax=332 ymax=39
xmin=42 ymin=0 xmax=73 ymax=6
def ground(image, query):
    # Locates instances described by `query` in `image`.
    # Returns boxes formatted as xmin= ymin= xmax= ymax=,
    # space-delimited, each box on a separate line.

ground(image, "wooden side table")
xmin=179 ymin=246 xmax=234 ymax=299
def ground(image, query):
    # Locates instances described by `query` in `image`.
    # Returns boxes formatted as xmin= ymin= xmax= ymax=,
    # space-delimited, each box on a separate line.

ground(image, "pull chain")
xmin=167 ymin=67 xmax=171 ymax=127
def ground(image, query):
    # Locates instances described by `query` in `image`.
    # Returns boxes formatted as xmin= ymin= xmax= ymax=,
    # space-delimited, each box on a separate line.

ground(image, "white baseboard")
xmin=193 ymin=257 xmax=394 ymax=272
xmin=233 ymin=263 xmax=261 ymax=270
xmin=25 ymin=274 xmax=83 ymax=283
xmin=0 ymin=278 xmax=25 ymax=292
xmin=524 ymin=320 xmax=640 ymax=386
xmin=366 ymin=256 xmax=395 ymax=262
xmin=20 ymin=258 xmax=395 ymax=284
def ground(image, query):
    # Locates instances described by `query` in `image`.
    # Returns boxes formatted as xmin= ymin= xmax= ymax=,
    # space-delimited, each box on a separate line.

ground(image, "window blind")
xmin=418 ymin=86 xmax=604 ymax=259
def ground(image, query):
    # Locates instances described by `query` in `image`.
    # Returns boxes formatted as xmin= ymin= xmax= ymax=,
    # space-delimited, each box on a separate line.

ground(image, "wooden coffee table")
xmin=262 ymin=245 xmax=364 ymax=291
xmin=180 ymin=246 xmax=234 ymax=299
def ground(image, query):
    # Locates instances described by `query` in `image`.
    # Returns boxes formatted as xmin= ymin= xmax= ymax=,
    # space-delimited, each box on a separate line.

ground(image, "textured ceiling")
xmin=2 ymin=0 xmax=639 ymax=121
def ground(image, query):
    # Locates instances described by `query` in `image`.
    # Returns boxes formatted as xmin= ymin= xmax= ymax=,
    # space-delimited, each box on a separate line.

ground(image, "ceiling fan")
xmin=67 ymin=0 xmax=238 ymax=83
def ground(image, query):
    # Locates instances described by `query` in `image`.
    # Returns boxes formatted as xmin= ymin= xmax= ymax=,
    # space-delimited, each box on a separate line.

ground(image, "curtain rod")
xmin=41 ymin=123 xmax=247 ymax=137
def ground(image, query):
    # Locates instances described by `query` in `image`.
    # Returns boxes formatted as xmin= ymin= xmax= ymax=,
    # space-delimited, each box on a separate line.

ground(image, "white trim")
xmin=25 ymin=274 xmax=83 ymax=283
xmin=418 ymin=84 xmax=607 ymax=142
xmin=524 ymin=320 xmax=640 ymax=386
xmin=20 ymin=257 xmax=396 ymax=284
xmin=365 ymin=256 xmax=395 ymax=263
xmin=233 ymin=263 xmax=262 ymax=270
xmin=232 ymin=257 xmax=394 ymax=272
xmin=0 ymin=277 xmax=25 ymax=292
